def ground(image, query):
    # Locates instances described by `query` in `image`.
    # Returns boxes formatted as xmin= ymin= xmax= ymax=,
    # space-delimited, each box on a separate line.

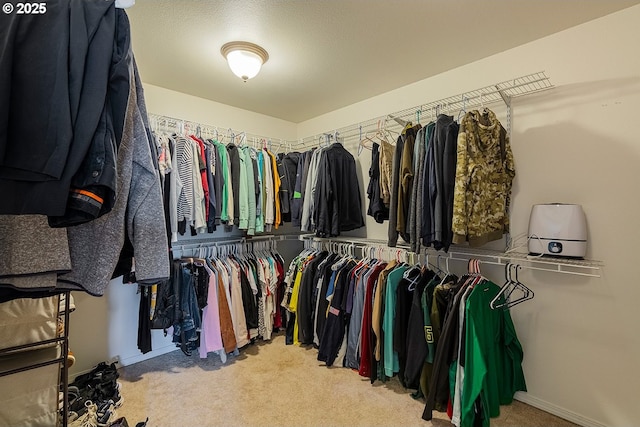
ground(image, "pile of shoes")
xmin=67 ymin=362 xmax=122 ymax=427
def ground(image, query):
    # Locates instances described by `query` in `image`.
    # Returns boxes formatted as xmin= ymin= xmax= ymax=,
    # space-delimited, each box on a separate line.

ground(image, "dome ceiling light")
xmin=220 ymin=41 xmax=269 ymax=82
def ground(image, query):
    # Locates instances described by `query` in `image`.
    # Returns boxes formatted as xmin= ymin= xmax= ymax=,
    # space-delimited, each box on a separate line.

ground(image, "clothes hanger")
xmin=506 ymin=265 xmax=534 ymax=308
xmin=457 ymin=96 xmax=468 ymax=122
xmin=403 ymin=252 xmax=422 ymax=291
xmin=490 ymin=264 xmax=534 ymax=309
xmin=357 ymin=125 xmax=374 ymax=156
xmin=491 ymin=263 xmax=516 ymax=309
xmin=358 ymin=132 xmax=376 ymax=156
xmin=479 ymin=92 xmax=490 ymax=115
xmin=333 ymin=131 xmax=341 ymax=145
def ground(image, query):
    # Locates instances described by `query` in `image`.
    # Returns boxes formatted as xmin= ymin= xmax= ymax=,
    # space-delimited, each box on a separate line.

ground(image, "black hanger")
xmin=506 ymin=265 xmax=534 ymax=308
xmin=490 ymin=264 xmax=534 ymax=309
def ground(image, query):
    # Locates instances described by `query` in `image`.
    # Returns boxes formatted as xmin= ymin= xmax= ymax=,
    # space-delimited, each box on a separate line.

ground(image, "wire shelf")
xmin=298 ymin=71 xmax=553 ymax=149
xmin=149 ymin=71 xmax=552 ymax=152
xmin=148 ymin=113 xmax=293 ymax=154
xmin=431 ymin=247 xmax=602 ymax=278
xmin=298 ymin=234 xmax=602 ymax=278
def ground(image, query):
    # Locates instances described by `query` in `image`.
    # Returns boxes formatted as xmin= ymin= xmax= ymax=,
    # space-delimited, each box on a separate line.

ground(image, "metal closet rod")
xmin=299 ymin=234 xmax=416 ymax=261
xmin=299 ymin=235 xmax=601 ymax=278
xmin=148 ymin=71 xmax=552 ymax=152
xmin=171 ymin=234 xmax=299 ymax=252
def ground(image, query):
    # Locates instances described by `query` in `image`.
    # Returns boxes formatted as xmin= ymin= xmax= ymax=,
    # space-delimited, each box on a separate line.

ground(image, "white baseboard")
xmin=70 ymin=345 xmax=179 ymax=377
xmin=514 ymin=392 xmax=607 ymax=427
xmin=118 ymin=344 xmax=178 ymax=367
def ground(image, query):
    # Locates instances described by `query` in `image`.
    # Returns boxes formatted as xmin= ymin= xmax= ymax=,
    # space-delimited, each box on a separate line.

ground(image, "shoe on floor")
xmin=93 ymin=381 xmax=123 ymax=408
xmin=95 ymin=400 xmax=117 ymax=427
xmin=69 ymin=401 xmax=98 ymax=427
xmin=71 ymin=362 xmax=119 ymax=390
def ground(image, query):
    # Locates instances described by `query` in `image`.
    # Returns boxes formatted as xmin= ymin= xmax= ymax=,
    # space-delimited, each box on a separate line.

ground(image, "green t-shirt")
xmin=460 ymin=280 xmax=527 ymax=427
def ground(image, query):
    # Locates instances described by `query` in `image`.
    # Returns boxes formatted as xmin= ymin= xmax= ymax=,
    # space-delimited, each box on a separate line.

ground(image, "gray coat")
xmin=58 ymin=60 xmax=170 ymax=296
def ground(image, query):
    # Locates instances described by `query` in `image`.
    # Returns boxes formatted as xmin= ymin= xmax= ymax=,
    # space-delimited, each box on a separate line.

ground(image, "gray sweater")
xmin=410 ymin=127 xmax=427 ymax=253
xmin=0 ymin=215 xmax=71 ymax=290
xmin=58 ymin=59 xmax=170 ymax=296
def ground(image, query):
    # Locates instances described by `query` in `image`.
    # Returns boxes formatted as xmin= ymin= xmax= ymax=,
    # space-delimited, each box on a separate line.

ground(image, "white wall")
xmin=298 ymin=5 xmax=640 ymax=427
xmin=143 ymin=84 xmax=298 ymax=140
xmin=69 ymin=85 xmax=298 ymax=377
xmin=70 ymin=5 xmax=640 ymax=425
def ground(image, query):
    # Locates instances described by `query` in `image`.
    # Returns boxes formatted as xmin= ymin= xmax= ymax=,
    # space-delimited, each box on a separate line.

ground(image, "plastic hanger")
xmin=506 ymin=265 xmax=534 ymax=308
xmin=490 ymin=264 xmax=534 ymax=309
xmin=491 ymin=263 xmax=516 ymax=309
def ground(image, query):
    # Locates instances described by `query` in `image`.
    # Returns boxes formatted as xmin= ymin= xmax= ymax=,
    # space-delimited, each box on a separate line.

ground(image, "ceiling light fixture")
xmin=221 ymin=41 xmax=269 ymax=82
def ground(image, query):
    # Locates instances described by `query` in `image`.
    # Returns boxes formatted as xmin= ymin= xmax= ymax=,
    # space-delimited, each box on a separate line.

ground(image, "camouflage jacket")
xmin=451 ymin=110 xmax=515 ymax=247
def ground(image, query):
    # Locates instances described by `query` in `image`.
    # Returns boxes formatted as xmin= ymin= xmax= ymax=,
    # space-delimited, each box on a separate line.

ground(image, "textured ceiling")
xmin=126 ymin=0 xmax=640 ymax=123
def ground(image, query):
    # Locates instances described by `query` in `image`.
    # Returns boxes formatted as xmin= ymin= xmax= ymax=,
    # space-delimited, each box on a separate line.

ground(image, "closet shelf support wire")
xmin=429 ymin=248 xmax=602 ymax=278
xmin=297 ymin=71 xmax=552 ymax=149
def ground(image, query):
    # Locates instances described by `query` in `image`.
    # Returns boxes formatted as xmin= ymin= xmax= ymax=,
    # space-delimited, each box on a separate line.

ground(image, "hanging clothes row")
xmin=366 ymin=108 xmax=515 ymax=253
xmin=284 ymin=241 xmax=527 ymax=426
xmin=421 ymin=260 xmax=527 ymax=427
xmin=292 ymin=138 xmax=365 ymax=237
xmin=136 ymin=240 xmax=286 ymax=359
xmin=154 ymin=128 xmax=290 ymax=242
xmin=154 ymin=120 xmax=366 ymax=241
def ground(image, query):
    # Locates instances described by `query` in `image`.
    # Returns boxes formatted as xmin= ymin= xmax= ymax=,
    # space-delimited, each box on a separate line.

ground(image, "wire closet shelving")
xmin=297 ymin=71 xmax=553 ymax=149
xmin=149 ymin=71 xmax=603 ymax=278
xmin=148 ymin=71 xmax=553 ymax=151
xmin=298 ymin=235 xmax=602 ymax=278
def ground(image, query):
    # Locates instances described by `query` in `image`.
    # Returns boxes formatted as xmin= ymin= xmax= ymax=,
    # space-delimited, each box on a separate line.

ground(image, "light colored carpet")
xmin=116 ymin=333 xmax=577 ymax=427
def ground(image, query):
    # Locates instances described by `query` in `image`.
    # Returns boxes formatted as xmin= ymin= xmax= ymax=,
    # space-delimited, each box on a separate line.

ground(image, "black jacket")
xmin=290 ymin=152 xmax=305 ymax=227
xmin=0 ymin=1 xmax=130 ymax=222
xmin=314 ymin=143 xmax=364 ymax=237
xmin=226 ymin=144 xmax=241 ymax=226
xmin=282 ymin=152 xmax=300 ymax=222
xmin=422 ymin=115 xmax=459 ymax=251
xmin=367 ymin=143 xmax=389 ymax=223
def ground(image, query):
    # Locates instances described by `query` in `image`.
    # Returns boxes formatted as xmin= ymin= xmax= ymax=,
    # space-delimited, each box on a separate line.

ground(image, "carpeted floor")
xmin=116 ymin=333 xmax=577 ymax=427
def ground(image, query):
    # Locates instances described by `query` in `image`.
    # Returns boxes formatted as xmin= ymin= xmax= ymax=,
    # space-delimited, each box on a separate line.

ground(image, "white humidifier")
xmin=528 ymin=203 xmax=587 ymax=258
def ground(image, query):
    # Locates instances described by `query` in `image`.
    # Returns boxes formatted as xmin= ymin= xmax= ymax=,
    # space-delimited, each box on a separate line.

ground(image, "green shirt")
xmin=383 ymin=265 xmax=408 ymax=378
xmin=461 ymin=280 xmax=526 ymax=427
xmin=214 ymin=141 xmax=230 ymax=222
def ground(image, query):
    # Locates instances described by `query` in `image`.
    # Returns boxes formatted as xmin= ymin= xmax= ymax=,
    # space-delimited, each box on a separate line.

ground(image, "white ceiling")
xmin=127 ymin=0 xmax=639 ymax=123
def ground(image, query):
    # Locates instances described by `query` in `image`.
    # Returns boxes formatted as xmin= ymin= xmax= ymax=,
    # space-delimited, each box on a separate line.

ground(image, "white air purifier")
xmin=528 ymin=203 xmax=587 ymax=258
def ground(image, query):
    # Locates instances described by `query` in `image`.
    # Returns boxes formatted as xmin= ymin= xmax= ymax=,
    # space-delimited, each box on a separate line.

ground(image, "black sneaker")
xmin=68 ymin=389 xmax=90 ymax=418
xmin=91 ymin=381 xmax=123 ymax=409
xmin=95 ymin=400 xmax=117 ymax=427
xmin=71 ymin=362 xmax=118 ymax=390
